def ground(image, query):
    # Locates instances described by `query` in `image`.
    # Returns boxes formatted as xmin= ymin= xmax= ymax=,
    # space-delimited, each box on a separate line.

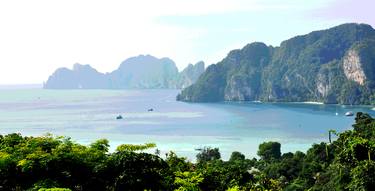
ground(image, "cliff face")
xmin=44 ymin=55 xmax=205 ymax=89
xmin=343 ymin=50 xmax=366 ymax=85
xmin=44 ymin=64 xmax=108 ymax=89
xmin=223 ymin=42 xmax=271 ymax=101
xmin=107 ymin=55 xmax=179 ymax=89
xmin=176 ymin=61 xmax=205 ymax=89
xmin=224 ymin=75 xmax=253 ymax=101
xmin=178 ymin=23 xmax=375 ymax=105
xmin=316 ymin=72 xmax=330 ymax=98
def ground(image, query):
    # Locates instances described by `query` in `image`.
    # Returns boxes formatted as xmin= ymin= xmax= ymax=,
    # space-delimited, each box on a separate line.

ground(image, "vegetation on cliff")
xmin=178 ymin=23 xmax=375 ymax=105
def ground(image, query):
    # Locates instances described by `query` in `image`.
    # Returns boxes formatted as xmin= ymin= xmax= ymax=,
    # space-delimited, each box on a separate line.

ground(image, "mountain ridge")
xmin=177 ymin=23 xmax=375 ymax=105
xmin=44 ymin=55 xmax=205 ymax=89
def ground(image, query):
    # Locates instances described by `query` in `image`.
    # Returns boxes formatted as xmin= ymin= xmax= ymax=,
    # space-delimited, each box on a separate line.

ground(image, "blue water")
xmin=0 ymin=89 xmax=374 ymax=160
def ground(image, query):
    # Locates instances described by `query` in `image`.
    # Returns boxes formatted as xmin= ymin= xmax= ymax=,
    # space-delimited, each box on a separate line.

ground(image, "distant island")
xmin=177 ymin=23 xmax=375 ymax=105
xmin=44 ymin=55 xmax=205 ymax=89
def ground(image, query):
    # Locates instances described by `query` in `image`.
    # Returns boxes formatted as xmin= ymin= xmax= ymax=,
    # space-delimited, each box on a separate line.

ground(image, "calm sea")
xmin=0 ymin=89 xmax=374 ymax=160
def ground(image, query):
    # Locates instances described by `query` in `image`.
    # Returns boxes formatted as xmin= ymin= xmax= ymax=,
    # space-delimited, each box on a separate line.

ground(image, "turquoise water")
xmin=0 ymin=89 xmax=374 ymax=160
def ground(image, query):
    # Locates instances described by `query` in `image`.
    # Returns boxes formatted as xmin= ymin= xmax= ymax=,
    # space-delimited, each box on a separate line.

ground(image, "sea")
xmin=0 ymin=88 xmax=374 ymax=161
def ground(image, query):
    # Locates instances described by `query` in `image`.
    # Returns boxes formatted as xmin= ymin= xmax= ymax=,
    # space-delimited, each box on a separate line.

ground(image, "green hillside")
xmin=178 ymin=23 xmax=375 ymax=105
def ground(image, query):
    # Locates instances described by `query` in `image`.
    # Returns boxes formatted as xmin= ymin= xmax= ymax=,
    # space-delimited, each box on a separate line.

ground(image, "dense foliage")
xmin=1 ymin=112 xmax=375 ymax=190
xmin=178 ymin=23 xmax=375 ymax=104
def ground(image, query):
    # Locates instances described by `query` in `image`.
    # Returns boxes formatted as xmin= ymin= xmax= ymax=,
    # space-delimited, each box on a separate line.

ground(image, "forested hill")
xmin=177 ymin=23 xmax=375 ymax=104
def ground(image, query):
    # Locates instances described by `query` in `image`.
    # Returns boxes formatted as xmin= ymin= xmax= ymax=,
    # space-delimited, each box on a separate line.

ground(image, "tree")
xmin=174 ymin=171 xmax=203 ymax=191
xmin=90 ymin=139 xmax=109 ymax=152
xmin=104 ymin=151 xmax=170 ymax=191
xmin=257 ymin=142 xmax=281 ymax=161
xmin=116 ymin=142 xmax=156 ymax=152
xmin=165 ymin=151 xmax=192 ymax=173
xmin=348 ymin=161 xmax=375 ymax=190
xmin=229 ymin=151 xmax=245 ymax=162
xmin=196 ymin=147 xmax=221 ymax=163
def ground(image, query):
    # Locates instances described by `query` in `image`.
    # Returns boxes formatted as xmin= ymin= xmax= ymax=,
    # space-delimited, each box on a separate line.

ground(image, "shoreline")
xmin=213 ymin=100 xmax=375 ymax=107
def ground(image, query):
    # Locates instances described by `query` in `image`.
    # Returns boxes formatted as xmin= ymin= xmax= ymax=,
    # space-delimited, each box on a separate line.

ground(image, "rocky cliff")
xmin=175 ymin=61 xmax=205 ymax=89
xmin=44 ymin=55 xmax=205 ymax=89
xmin=343 ymin=50 xmax=366 ymax=85
xmin=177 ymin=23 xmax=375 ymax=105
xmin=44 ymin=64 xmax=108 ymax=89
xmin=107 ymin=55 xmax=179 ymax=89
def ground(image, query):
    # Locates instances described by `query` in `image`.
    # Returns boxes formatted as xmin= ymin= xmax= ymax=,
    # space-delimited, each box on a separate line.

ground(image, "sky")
xmin=0 ymin=0 xmax=374 ymax=84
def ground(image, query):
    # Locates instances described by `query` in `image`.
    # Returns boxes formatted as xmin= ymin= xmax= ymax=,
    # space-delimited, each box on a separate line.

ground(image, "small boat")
xmin=335 ymin=112 xmax=339 ymax=116
xmin=345 ymin=111 xmax=354 ymax=116
xmin=116 ymin=115 xmax=123 ymax=119
xmin=148 ymin=108 xmax=154 ymax=112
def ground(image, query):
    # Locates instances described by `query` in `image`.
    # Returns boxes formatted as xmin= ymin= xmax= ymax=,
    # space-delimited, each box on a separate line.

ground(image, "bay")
xmin=0 ymin=89 xmax=373 ymax=160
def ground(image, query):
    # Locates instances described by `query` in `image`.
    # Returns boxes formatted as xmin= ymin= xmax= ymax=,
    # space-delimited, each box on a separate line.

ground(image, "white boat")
xmin=345 ymin=111 xmax=354 ymax=116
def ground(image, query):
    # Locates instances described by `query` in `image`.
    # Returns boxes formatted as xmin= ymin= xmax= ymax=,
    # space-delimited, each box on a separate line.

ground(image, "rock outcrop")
xmin=44 ymin=55 xmax=205 ymax=89
xmin=343 ymin=50 xmax=367 ymax=85
xmin=176 ymin=61 xmax=205 ymax=89
xmin=107 ymin=55 xmax=179 ymax=89
xmin=44 ymin=64 xmax=108 ymax=89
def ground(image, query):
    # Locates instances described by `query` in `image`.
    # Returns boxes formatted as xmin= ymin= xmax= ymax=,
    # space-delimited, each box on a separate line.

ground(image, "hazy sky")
xmin=0 ymin=0 xmax=373 ymax=84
